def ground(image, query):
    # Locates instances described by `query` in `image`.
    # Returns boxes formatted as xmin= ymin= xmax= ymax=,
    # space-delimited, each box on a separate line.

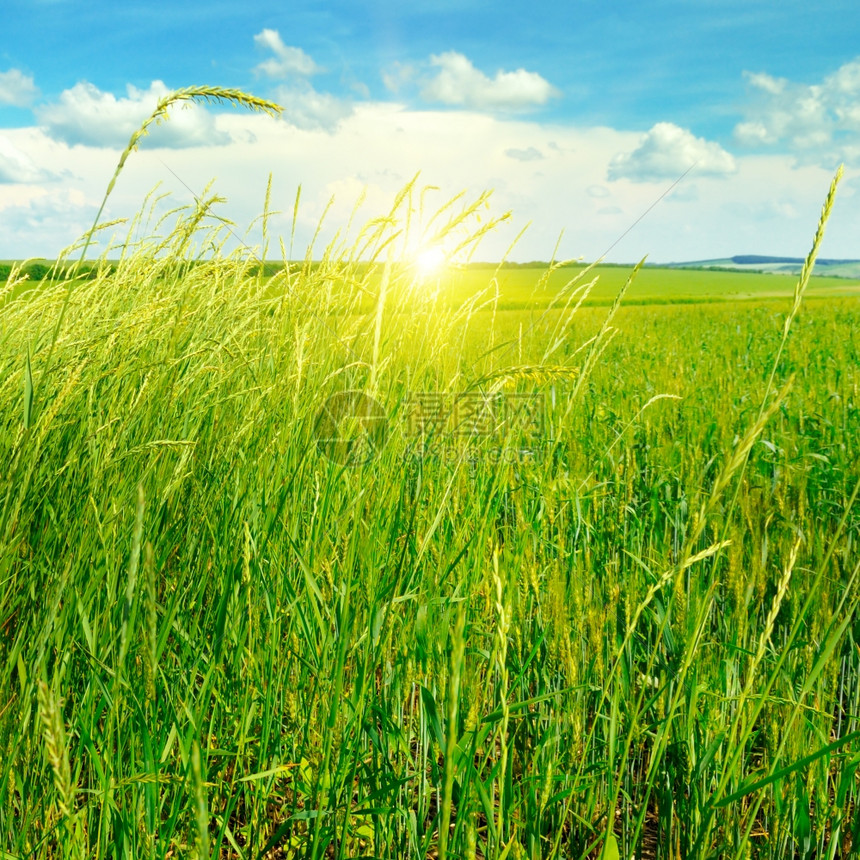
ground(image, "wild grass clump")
xmin=0 ymin=90 xmax=857 ymax=859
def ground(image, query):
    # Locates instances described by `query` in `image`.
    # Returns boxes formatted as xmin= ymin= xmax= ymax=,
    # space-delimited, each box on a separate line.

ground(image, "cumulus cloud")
xmin=249 ymin=29 xmax=352 ymax=132
xmin=35 ymin=80 xmax=231 ymax=148
xmin=608 ymin=122 xmax=736 ymax=182
xmin=0 ymin=68 xmax=39 ymax=107
xmin=0 ymin=189 xmax=94 ymax=256
xmin=253 ymin=29 xmax=320 ymax=79
xmin=274 ymin=84 xmax=353 ymax=132
xmin=421 ymin=52 xmax=559 ymax=111
xmin=505 ymin=146 xmax=543 ymax=161
xmin=1 ymin=103 xmax=854 ymax=264
xmin=735 ymin=58 xmax=860 ymax=161
xmin=0 ymin=136 xmax=58 ymax=183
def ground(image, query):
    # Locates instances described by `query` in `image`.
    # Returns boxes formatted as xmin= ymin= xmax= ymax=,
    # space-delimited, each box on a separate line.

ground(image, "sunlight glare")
xmin=414 ymin=246 xmax=447 ymax=278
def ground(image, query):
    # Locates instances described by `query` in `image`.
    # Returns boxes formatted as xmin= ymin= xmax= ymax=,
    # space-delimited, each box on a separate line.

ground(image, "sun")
xmin=414 ymin=246 xmax=447 ymax=278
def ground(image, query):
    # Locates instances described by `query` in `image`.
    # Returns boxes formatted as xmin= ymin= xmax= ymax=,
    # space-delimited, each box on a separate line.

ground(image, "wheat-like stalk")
xmin=570 ymin=257 xmax=645 ymax=404
xmin=83 ymin=86 xmax=282 ymax=264
xmin=37 ymin=681 xmax=74 ymax=818
xmin=143 ymin=540 xmax=157 ymax=702
xmin=116 ymin=484 xmax=145 ymax=693
xmin=438 ymin=604 xmax=467 ymax=860
xmin=468 ymin=364 xmax=580 ymax=399
xmin=757 ymin=164 xmax=843 ymax=418
xmin=0 ymin=268 xmax=30 ymax=306
xmin=490 ymin=547 xmax=510 ymax=851
xmin=34 ymin=88 xmax=283 ymax=426
xmin=745 ymin=535 xmax=801 ymax=682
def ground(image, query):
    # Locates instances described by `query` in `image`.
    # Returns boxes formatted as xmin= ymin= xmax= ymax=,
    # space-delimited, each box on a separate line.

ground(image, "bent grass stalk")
xmin=36 ymin=86 xmax=283 ymax=425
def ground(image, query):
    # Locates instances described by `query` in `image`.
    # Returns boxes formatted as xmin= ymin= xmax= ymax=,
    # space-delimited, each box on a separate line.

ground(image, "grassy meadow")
xmin=1 ymin=92 xmax=858 ymax=860
xmin=404 ymin=263 xmax=860 ymax=310
xmin=6 ymin=258 xmax=858 ymax=313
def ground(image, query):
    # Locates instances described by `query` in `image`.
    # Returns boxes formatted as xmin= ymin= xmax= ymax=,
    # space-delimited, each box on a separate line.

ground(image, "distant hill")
xmin=660 ymin=255 xmax=860 ymax=279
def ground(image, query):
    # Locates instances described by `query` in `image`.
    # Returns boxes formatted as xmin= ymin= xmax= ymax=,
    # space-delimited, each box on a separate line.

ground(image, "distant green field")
xmin=4 ymin=260 xmax=859 ymax=311
xmin=420 ymin=263 xmax=860 ymax=309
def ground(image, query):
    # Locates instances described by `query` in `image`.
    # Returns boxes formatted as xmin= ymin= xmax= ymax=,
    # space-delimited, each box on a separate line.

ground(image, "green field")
xmin=5 ymin=258 xmax=860 ymax=314
xmin=1 ymin=95 xmax=859 ymax=858
xmin=424 ymin=263 xmax=860 ymax=308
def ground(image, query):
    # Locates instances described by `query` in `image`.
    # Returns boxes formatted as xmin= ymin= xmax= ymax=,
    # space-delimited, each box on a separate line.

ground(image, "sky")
xmin=1 ymin=0 xmax=860 ymax=263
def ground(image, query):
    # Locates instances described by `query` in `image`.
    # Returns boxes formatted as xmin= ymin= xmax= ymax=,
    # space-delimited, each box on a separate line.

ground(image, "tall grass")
xmin=0 ymin=91 xmax=858 ymax=859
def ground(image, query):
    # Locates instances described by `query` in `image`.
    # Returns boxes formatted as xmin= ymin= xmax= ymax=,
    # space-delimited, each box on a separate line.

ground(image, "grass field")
xmin=0 ymin=93 xmax=858 ymax=859
xmin=418 ymin=264 xmax=860 ymax=309
xmin=5 ymin=259 xmax=859 ymax=312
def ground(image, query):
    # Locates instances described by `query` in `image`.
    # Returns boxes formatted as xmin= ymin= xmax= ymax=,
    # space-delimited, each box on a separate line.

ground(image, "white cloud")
xmin=0 ymin=188 xmax=94 ymax=256
xmin=382 ymin=62 xmax=416 ymax=95
xmin=274 ymin=84 xmax=353 ymax=132
xmin=253 ymin=29 xmax=320 ymax=79
xmin=249 ymin=30 xmax=352 ymax=132
xmin=745 ymin=71 xmax=786 ymax=97
xmin=0 ymin=135 xmax=57 ymax=183
xmin=0 ymin=109 xmax=852 ymax=265
xmin=735 ymin=58 xmax=860 ymax=163
xmin=421 ymin=52 xmax=559 ymax=111
xmin=0 ymin=68 xmax=39 ymax=107
xmin=608 ymin=122 xmax=737 ymax=182
xmin=35 ymin=80 xmax=232 ymax=149
xmin=350 ymin=81 xmax=371 ymax=99
xmin=505 ymin=146 xmax=543 ymax=161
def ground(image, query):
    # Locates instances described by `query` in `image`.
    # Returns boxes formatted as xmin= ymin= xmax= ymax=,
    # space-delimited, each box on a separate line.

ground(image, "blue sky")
xmin=1 ymin=0 xmax=859 ymax=262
